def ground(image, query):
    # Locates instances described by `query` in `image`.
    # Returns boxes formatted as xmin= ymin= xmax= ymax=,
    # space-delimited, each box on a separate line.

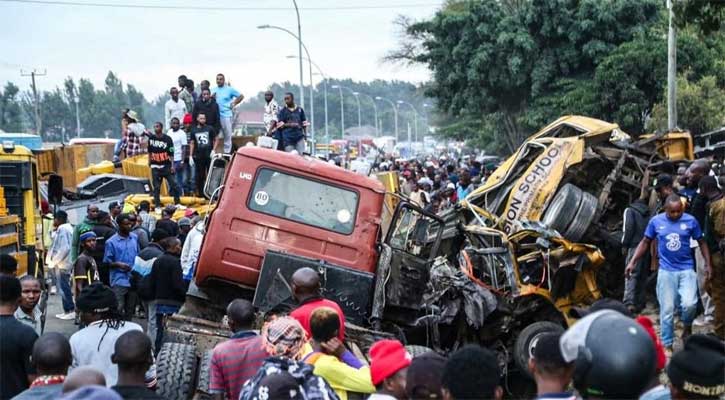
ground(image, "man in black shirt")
xmin=148 ymin=122 xmax=181 ymax=208
xmin=111 ymin=331 xmax=167 ymax=400
xmin=189 ymin=113 xmax=222 ymax=197
xmin=191 ymin=88 xmax=221 ymax=132
xmin=0 ymin=275 xmax=39 ymax=399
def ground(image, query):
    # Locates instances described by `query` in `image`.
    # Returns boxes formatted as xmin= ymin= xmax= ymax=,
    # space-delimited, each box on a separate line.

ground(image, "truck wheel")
xmin=542 ymin=184 xmax=583 ymax=235
xmin=405 ymin=345 xmax=434 ymax=358
xmin=157 ymin=342 xmax=198 ymax=400
xmin=563 ymin=190 xmax=598 ymax=242
xmin=514 ymin=321 xmax=564 ymax=378
xmin=196 ymin=350 xmax=213 ymax=400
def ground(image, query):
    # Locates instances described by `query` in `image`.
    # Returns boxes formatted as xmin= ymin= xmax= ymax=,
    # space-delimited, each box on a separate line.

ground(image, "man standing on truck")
xmin=192 ymin=88 xmax=221 ymax=134
xmin=164 ymin=87 xmax=187 ymax=130
xmin=189 ymin=112 xmax=221 ymax=196
xmin=289 ymin=267 xmax=346 ymax=341
xmin=625 ymin=194 xmax=712 ymax=351
xmin=263 ymin=90 xmax=279 ymax=136
xmin=104 ymin=213 xmax=140 ymax=321
xmin=209 ymin=299 xmax=268 ymax=400
xmin=167 ymin=117 xmax=188 ymax=196
xmin=211 ymin=73 xmax=244 ymax=153
xmin=276 ymin=92 xmax=308 ymax=154
xmin=148 ymin=122 xmax=182 ymax=208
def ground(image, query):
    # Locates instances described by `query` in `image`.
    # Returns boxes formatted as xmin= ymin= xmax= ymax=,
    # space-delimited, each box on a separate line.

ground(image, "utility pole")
xmin=21 ymin=69 xmax=46 ymax=135
xmin=667 ymin=0 xmax=677 ymax=130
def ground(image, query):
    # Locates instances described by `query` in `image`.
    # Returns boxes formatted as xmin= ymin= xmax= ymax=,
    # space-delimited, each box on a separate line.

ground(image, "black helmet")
xmin=560 ymin=310 xmax=657 ymax=399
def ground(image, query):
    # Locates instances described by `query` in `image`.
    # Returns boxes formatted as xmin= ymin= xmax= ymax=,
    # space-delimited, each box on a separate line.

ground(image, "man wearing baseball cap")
xmin=667 ymin=334 xmax=724 ymax=399
xmin=368 ymin=339 xmax=412 ymax=400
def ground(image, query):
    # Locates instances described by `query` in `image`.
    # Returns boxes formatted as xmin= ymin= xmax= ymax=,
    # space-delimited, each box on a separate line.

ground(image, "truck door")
xmin=372 ymin=201 xmax=444 ymax=325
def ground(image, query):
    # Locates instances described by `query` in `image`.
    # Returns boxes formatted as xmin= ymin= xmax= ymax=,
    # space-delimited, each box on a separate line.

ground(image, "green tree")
xmin=649 ymin=74 xmax=725 ymax=135
xmin=0 ymin=82 xmax=23 ymax=132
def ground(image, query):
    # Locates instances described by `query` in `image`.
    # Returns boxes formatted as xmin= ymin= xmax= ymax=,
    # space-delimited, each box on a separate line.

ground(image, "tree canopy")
xmin=389 ymin=0 xmax=725 ymax=153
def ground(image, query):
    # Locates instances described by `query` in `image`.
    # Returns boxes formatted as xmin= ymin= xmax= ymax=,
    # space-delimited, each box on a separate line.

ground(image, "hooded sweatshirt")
xmin=192 ymin=98 xmax=221 ymax=131
xmin=622 ymin=200 xmax=649 ymax=248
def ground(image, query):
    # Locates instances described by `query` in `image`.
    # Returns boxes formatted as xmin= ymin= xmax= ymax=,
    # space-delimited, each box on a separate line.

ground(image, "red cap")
xmin=636 ymin=316 xmax=666 ymax=371
xmin=369 ymin=340 xmax=412 ymax=385
xmin=183 ymin=113 xmax=193 ymax=125
xmin=184 ymin=208 xmax=197 ymax=218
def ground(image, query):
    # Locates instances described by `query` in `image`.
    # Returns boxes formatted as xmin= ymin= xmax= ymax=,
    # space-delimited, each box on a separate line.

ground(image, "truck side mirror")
xmin=48 ymin=174 xmax=64 ymax=205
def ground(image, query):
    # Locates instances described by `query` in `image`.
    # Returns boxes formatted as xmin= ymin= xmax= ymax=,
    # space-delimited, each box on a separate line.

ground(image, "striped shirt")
xmin=209 ymin=332 xmax=267 ymax=400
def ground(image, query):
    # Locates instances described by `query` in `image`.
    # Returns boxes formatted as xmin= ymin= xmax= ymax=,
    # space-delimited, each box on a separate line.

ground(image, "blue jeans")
xmin=657 ymin=268 xmax=698 ymax=346
xmin=184 ymin=162 xmax=196 ymax=194
xmin=174 ymin=161 xmax=186 ymax=195
xmin=55 ymin=268 xmax=74 ymax=313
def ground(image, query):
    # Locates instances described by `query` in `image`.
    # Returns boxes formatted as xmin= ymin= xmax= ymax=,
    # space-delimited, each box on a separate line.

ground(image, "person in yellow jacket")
xmin=302 ymin=307 xmax=375 ymax=400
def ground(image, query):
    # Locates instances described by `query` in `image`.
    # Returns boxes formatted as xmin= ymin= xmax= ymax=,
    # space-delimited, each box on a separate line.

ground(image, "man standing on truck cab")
xmin=164 ymin=87 xmax=187 ymax=130
xmin=148 ymin=122 xmax=182 ymax=208
xmin=276 ymin=92 xmax=308 ymax=154
xmin=209 ymin=299 xmax=268 ymax=400
xmin=289 ymin=267 xmax=346 ymax=341
xmin=211 ymin=73 xmax=244 ymax=153
xmin=104 ymin=213 xmax=140 ymax=321
xmin=189 ymin=112 xmax=221 ymax=197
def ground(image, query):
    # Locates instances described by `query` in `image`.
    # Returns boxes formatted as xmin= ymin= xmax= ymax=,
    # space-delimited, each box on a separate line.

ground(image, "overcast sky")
xmin=0 ymin=0 xmax=441 ymax=99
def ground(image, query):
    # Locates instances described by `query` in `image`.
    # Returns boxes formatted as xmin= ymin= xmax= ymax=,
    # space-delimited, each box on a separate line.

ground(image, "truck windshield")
xmin=247 ymin=168 xmax=359 ymax=235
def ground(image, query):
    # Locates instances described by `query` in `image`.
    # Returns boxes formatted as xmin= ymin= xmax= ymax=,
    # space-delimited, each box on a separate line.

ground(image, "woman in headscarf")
xmin=239 ymin=316 xmax=339 ymax=400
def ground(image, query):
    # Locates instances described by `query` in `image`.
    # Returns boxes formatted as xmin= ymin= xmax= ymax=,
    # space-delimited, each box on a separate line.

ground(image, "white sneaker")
xmin=55 ymin=311 xmax=76 ymax=320
xmin=693 ymin=316 xmax=710 ymax=326
xmin=49 ymin=286 xmax=57 ymax=295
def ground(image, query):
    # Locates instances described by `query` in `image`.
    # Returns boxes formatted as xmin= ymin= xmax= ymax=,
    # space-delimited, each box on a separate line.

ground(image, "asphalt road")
xmin=43 ymin=291 xmax=146 ymax=338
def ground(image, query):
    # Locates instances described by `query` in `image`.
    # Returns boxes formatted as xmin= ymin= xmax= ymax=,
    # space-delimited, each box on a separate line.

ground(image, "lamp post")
xmin=288 ymin=55 xmax=329 ymax=151
xmin=257 ymin=23 xmax=309 ymax=109
xmin=355 ymin=92 xmax=378 ymax=137
xmin=397 ymin=100 xmax=418 ymax=144
xmin=314 ymin=73 xmax=329 ymax=141
xmin=73 ymin=91 xmax=80 ymax=138
xmin=293 ymin=0 xmax=304 ymax=109
xmin=375 ymin=96 xmax=398 ymax=141
xmin=333 ymin=85 xmax=360 ymax=131
xmin=331 ymin=85 xmax=345 ymax=138
xmin=352 ymin=93 xmax=362 ymax=130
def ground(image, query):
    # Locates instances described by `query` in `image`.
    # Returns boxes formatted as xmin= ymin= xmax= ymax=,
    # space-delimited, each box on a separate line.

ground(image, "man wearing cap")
xmin=667 ymin=334 xmax=724 ymax=399
xmin=73 ymin=231 xmax=99 ymax=298
xmin=71 ymin=205 xmax=99 ymax=263
xmin=368 ymin=340 xmax=411 ymax=400
xmin=177 ymin=217 xmax=192 ymax=246
xmin=116 ymin=111 xmax=149 ymax=160
xmin=626 ymin=194 xmax=712 ymax=350
xmin=47 ymin=210 xmax=76 ymax=321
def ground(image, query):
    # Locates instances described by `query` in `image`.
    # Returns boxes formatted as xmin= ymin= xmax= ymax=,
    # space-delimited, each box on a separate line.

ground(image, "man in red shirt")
xmin=289 ymin=267 xmax=346 ymax=341
xmin=209 ymin=299 xmax=268 ymax=400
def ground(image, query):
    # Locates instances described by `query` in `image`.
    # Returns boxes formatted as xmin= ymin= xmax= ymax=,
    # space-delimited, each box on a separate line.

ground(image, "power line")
xmin=0 ymin=0 xmax=440 ymax=11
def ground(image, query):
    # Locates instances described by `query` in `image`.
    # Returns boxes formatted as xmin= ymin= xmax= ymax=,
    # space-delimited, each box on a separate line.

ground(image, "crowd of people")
xmin=1 ymin=257 xmax=723 ymax=400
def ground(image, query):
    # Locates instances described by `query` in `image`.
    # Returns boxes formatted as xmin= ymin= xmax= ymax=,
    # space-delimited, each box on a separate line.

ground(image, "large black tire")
xmin=542 ymin=184 xmax=583 ymax=235
xmin=157 ymin=342 xmax=198 ymax=400
xmin=563 ymin=190 xmax=598 ymax=242
xmin=196 ymin=350 xmax=213 ymax=400
xmin=514 ymin=321 xmax=565 ymax=378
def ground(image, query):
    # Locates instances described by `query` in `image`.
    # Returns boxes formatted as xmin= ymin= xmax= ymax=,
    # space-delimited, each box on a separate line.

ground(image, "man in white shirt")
xmin=263 ymin=91 xmax=279 ymax=135
xmin=167 ymin=117 xmax=189 ymax=195
xmin=46 ymin=210 xmax=76 ymax=320
xmin=164 ymin=87 xmax=187 ymax=130
xmin=70 ymin=283 xmax=156 ymax=388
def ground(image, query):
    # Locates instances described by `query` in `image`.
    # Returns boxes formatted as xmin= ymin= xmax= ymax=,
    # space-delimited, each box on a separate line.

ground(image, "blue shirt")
xmin=211 ymin=85 xmax=240 ymax=118
xmin=457 ymin=184 xmax=472 ymax=201
xmin=103 ymin=232 xmax=139 ymax=287
xmin=277 ymin=106 xmax=306 ymax=145
xmin=644 ymin=212 xmax=702 ymax=272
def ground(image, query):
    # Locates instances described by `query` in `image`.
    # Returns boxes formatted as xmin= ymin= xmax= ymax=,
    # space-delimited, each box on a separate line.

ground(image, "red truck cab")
xmin=195 ymin=147 xmax=386 ymax=291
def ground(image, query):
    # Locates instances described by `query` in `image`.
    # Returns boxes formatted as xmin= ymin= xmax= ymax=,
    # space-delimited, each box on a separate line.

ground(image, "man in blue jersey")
xmin=625 ymin=194 xmax=712 ymax=351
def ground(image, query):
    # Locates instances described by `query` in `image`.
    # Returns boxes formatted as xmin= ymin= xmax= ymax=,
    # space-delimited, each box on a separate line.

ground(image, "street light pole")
xmin=666 ymin=0 xmax=677 ymax=130
xmin=397 ymin=100 xmax=419 ymax=144
xmin=376 ymin=96 xmax=398 ymax=142
xmin=333 ymin=85 xmax=359 ymax=133
xmin=332 ymin=85 xmax=345 ymax=138
xmin=292 ymin=0 xmax=304 ymax=109
xmin=257 ymin=24 xmax=311 ymax=107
